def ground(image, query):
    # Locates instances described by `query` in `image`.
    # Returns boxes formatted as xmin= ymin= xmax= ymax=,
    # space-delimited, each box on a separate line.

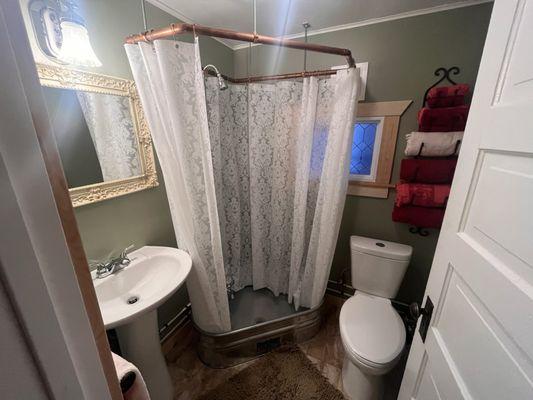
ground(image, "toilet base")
xmin=342 ymin=357 xmax=384 ymax=400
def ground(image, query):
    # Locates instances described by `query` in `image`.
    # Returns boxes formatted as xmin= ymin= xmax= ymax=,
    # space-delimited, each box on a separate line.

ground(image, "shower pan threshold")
xmin=195 ymin=288 xmax=325 ymax=368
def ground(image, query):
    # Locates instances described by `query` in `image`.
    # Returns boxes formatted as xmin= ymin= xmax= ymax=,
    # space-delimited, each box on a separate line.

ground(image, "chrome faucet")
xmin=93 ymin=245 xmax=134 ymax=279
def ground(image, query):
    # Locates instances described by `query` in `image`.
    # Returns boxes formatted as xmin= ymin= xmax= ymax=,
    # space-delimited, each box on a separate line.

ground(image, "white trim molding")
xmin=232 ymin=0 xmax=493 ymax=50
xmin=148 ymin=0 xmax=492 ymax=51
xmin=147 ymin=0 xmax=233 ymax=49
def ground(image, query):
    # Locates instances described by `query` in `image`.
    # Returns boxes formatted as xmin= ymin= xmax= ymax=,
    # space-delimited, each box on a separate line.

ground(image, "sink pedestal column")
xmin=116 ymin=310 xmax=173 ymax=400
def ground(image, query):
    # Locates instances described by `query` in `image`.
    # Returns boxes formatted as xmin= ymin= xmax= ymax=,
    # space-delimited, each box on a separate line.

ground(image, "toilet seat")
xmin=339 ymin=292 xmax=406 ymax=369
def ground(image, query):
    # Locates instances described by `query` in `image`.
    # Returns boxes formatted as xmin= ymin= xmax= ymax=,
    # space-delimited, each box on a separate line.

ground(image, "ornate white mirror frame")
xmin=36 ymin=63 xmax=158 ymax=207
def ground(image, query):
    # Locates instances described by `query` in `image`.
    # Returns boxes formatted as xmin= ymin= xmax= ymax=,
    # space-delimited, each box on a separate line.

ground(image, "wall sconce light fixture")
xmin=29 ymin=0 xmax=102 ymax=68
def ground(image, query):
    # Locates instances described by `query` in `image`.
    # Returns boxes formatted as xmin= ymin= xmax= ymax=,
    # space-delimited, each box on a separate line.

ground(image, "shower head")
xmin=218 ymin=74 xmax=228 ymax=91
xmin=203 ymin=64 xmax=228 ymax=91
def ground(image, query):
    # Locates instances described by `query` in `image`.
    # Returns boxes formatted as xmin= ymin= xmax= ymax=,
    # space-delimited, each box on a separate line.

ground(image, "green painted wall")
xmin=22 ymin=0 xmax=234 ymax=330
xmin=234 ymin=4 xmax=492 ymax=304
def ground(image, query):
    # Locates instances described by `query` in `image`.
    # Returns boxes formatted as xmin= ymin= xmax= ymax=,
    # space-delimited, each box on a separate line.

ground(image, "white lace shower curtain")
xmin=126 ymin=39 xmax=359 ymax=333
xmin=206 ymin=72 xmax=359 ymax=310
xmin=77 ymin=92 xmax=141 ymax=181
xmin=126 ymin=40 xmax=231 ymax=332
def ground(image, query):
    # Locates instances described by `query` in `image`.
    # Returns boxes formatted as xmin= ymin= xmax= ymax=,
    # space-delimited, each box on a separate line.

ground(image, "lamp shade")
xmin=57 ymin=20 xmax=102 ymax=67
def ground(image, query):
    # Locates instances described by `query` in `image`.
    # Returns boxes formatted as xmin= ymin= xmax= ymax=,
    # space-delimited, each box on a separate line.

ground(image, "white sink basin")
xmin=92 ymin=246 xmax=191 ymax=400
xmin=93 ymin=246 xmax=191 ymax=329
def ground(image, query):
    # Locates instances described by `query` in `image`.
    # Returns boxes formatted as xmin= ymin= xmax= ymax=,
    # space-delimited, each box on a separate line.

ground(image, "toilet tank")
xmin=350 ymin=236 xmax=412 ymax=299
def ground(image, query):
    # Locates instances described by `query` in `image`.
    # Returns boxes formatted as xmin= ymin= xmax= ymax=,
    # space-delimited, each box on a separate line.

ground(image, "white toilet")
xmin=339 ymin=235 xmax=412 ymax=400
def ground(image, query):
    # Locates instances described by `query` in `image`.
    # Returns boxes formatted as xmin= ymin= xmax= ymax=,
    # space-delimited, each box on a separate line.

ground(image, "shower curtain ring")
xmin=192 ymin=24 xmax=197 ymax=39
xmin=141 ymin=29 xmax=153 ymax=42
xmin=170 ymin=23 xmax=179 ymax=47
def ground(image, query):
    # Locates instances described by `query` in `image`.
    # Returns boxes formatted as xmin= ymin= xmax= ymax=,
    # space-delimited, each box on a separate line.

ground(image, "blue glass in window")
xmin=350 ymin=122 xmax=378 ymax=175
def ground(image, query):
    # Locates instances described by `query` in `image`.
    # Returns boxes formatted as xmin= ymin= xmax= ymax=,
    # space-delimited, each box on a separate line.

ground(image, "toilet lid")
xmin=339 ymin=292 xmax=406 ymax=365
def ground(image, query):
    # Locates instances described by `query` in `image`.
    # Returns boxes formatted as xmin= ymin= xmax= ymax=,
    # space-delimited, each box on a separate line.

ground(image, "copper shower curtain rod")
xmin=125 ymin=22 xmax=356 ymax=83
xmin=214 ymin=69 xmax=342 ymax=84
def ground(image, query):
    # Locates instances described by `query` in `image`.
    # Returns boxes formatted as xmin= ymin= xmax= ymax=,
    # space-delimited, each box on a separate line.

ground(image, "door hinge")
xmin=418 ymin=296 xmax=434 ymax=343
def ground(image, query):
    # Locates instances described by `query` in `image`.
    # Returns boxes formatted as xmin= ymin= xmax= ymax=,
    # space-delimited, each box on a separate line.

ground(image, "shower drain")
xmin=127 ymin=296 xmax=139 ymax=305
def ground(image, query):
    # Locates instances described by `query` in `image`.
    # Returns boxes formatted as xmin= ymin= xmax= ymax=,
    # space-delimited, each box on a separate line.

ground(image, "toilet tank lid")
xmin=350 ymin=235 xmax=412 ymax=261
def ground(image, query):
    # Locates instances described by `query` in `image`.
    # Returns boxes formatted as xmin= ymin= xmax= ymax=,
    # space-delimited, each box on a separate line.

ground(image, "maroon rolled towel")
xmin=395 ymin=183 xmax=451 ymax=208
xmin=418 ymin=105 xmax=469 ymax=132
xmin=426 ymin=84 xmax=470 ymax=108
xmin=427 ymin=95 xmax=465 ymax=108
xmin=392 ymin=206 xmax=445 ymax=229
xmin=400 ymin=158 xmax=457 ymax=183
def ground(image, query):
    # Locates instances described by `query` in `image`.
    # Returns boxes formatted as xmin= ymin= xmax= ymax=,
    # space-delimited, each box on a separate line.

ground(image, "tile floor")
xmin=166 ymin=295 xmax=405 ymax=400
xmin=298 ymin=295 xmax=346 ymax=393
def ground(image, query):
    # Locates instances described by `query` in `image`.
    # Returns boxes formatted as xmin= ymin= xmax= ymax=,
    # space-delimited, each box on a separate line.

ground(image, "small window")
xmin=347 ymin=100 xmax=412 ymax=199
xmin=349 ymin=117 xmax=384 ymax=182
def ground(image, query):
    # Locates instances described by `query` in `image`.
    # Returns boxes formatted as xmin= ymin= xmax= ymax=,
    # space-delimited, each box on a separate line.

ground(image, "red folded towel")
xmin=418 ymin=105 xmax=469 ymax=132
xmin=395 ymin=183 xmax=451 ymax=208
xmin=400 ymin=158 xmax=457 ymax=183
xmin=427 ymin=84 xmax=469 ymax=98
xmin=426 ymin=84 xmax=469 ymax=108
xmin=392 ymin=206 xmax=445 ymax=229
xmin=427 ymin=95 xmax=465 ymax=108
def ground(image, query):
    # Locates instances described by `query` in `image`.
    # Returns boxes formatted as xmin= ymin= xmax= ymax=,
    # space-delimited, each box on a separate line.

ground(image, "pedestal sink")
xmin=93 ymin=246 xmax=192 ymax=400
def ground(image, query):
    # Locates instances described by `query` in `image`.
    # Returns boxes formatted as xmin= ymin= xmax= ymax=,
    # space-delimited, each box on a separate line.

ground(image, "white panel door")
xmin=398 ymin=1 xmax=533 ymax=399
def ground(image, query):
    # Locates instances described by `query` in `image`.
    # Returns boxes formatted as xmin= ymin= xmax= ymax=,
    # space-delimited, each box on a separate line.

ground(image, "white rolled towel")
xmin=405 ymin=131 xmax=463 ymax=157
xmin=112 ymin=352 xmax=150 ymax=400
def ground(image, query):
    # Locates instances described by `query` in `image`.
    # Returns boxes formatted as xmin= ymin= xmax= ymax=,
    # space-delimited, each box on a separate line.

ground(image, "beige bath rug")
xmin=197 ymin=347 xmax=345 ymax=400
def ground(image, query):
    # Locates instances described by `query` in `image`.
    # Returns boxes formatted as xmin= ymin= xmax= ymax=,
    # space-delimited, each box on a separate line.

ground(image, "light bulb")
xmin=57 ymin=20 xmax=102 ymax=67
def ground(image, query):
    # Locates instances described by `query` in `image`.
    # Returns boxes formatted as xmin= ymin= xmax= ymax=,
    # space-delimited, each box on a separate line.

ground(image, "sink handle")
xmin=89 ymin=259 xmax=106 ymax=269
xmin=120 ymin=244 xmax=135 ymax=265
xmin=121 ymin=244 xmax=134 ymax=257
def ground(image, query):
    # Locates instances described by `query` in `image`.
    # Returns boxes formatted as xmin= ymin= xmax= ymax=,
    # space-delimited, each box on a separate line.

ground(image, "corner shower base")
xmin=195 ymin=288 xmax=325 ymax=368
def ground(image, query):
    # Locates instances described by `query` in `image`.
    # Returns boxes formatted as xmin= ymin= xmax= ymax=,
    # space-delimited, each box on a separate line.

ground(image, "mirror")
xmin=37 ymin=64 xmax=158 ymax=206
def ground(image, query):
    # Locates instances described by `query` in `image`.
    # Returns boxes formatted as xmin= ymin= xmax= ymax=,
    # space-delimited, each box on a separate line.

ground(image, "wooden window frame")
xmin=347 ymin=100 xmax=412 ymax=198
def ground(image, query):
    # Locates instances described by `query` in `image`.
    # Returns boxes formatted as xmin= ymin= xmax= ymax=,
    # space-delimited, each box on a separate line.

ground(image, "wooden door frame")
xmin=0 ymin=1 xmax=121 ymax=398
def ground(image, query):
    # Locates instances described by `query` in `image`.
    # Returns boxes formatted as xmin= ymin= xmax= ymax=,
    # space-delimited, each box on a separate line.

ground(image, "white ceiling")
xmin=148 ymin=0 xmax=490 ymax=49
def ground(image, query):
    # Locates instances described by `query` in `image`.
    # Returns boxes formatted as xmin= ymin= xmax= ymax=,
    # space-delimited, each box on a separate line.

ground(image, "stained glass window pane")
xmin=350 ymin=122 xmax=378 ymax=175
